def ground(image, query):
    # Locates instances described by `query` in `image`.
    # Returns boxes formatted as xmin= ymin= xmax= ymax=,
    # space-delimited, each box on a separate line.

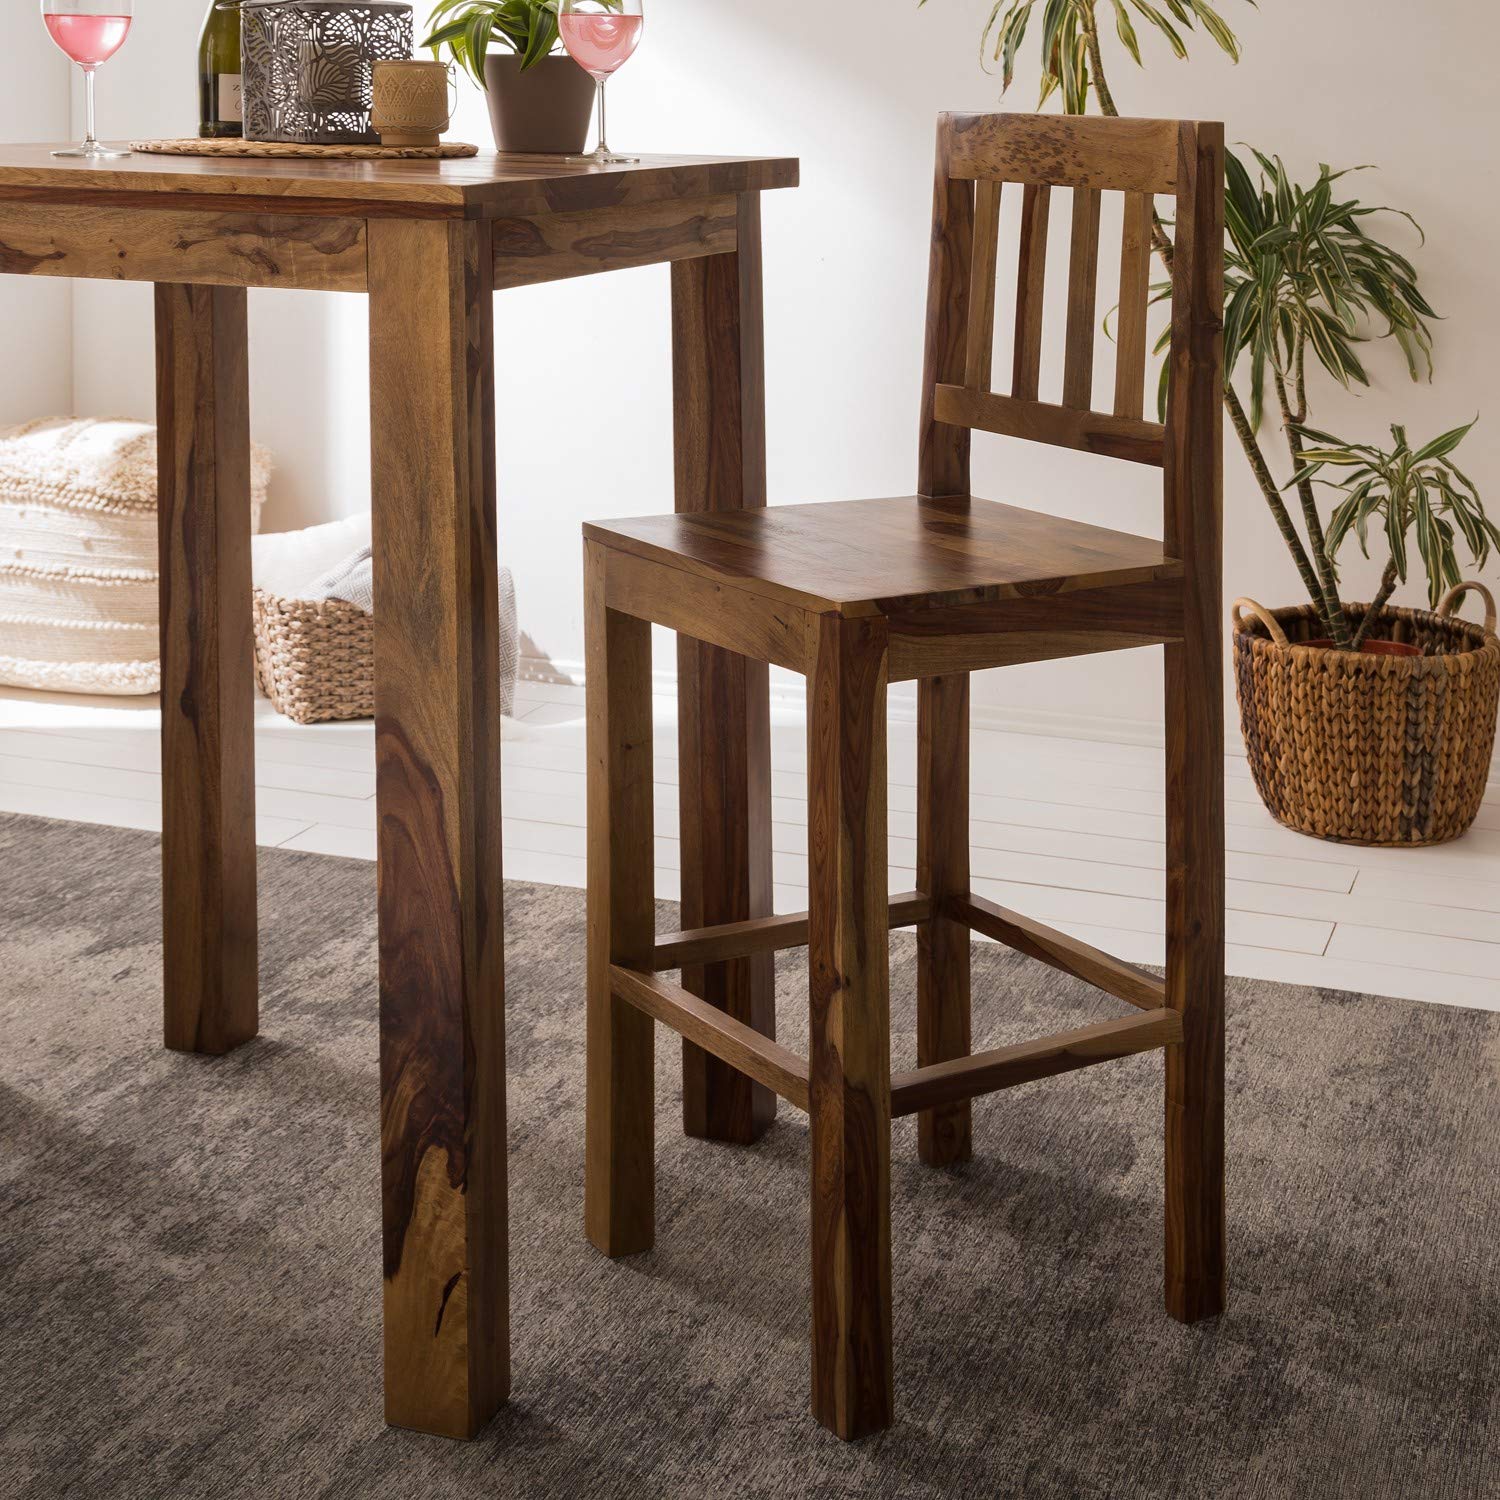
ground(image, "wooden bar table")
xmin=0 ymin=145 xmax=796 ymax=1440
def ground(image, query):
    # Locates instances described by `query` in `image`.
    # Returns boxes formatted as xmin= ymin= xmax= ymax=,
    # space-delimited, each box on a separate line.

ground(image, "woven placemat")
xmin=130 ymin=138 xmax=480 ymax=160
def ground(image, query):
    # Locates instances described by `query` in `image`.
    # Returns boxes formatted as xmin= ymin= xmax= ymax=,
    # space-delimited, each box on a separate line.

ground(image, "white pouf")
xmin=0 ymin=417 xmax=270 ymax=695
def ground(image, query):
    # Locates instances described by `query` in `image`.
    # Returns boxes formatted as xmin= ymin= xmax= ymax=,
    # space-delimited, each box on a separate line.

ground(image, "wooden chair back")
xmin=917 ymin=112 xmax=1225 ymax=567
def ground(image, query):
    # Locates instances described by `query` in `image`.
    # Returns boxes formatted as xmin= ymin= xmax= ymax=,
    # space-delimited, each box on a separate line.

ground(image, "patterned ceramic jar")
xmin=371 ymin=58 xmax=455 ymax=146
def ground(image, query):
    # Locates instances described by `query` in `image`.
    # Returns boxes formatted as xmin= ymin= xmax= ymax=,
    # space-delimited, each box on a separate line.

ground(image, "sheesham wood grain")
xmin=916 ymin=674 xmax=973 ymax=1166
xmin=890 ymin=1009 xmax=1181 ymax=1117
xmin=0 ymin=146 xmax=799 ymax=220
xmin=1162 ymin=120 xmax=1228 ymax=1326
xmin=611 ymin=964 xmax=809 ymax=1111
xmin=963 ymin=180 xmax=1002 ymax=393
xmin=0 ymin=203 xmax=365 ymax=290
xmin=807 ymin=613 xmax=894 ymax=1441
xmin=492 ymin=194 xmax=737 ymax=290
xmin=368 ymin=216 xmax=507 ymax=1440
xmin=584 ymin=540 xmax=657 ymax=1258
xmin=650 ymin=893 xmax=931 ymax=971
xmin=671 ymin=194 xmax=778 ymax=1145
xmin=1011 ymin=183 xmax=1051 ymax=402
xmin=944 ymin=111 xmax=1181 ymax=195
xmin=885 ymin=576 xmax=1184 ymax=681
xmin=597 ymin=540 xmax=814 ymax=675
xmin=588 ymin=495 xmax=1181 ymax=618
xmin=955 ymin=893 xmax=1167 ymax=1011
xmin=918 ymin=118 xmax=974 ymax=498
xmin=933 ymin=386 xmax=1165 ymax=466
xmin=1062 ymin=187 xmax=1102 ymax=410
xmin=1114 ymin=191 xmax=1155 ymax=419
xmin=154 ymin=283 xmax=258 ymax=1056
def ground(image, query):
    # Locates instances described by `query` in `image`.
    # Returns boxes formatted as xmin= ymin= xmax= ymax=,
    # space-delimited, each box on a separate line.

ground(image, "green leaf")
xmin=1129 ymin=0 xmax=1190 ymax=58
xmin=1110 ymin=0 xmax=1143 ymax=64
xmin=1190 ymin=0 xmax=1241 ymax=58
xmin=1411 ymin=417 xmax=1477 ymax=463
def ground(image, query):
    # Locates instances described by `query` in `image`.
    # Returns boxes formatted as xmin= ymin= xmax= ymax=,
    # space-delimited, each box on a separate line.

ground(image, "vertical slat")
xmin=584 ymin=540 xmax=657 ymax=1258
xmin=963 ymin=179 xmax=1002 ymax=392
xmin=1011 ymin=183 xmax=1051 ymax=401
xmin=1062 ymin=186 xmax=1102 ymax=410
xmin=369 ymin=216 xmax=508 ymax=1440
xmin=916 ymin=673 xmax=972 ymax=1167
xmin=808 ymin=613 xmax=894 ymax=1441
xmin=1161 ymin=121 xmax=1227 ymax=1327
xmin=1114 ymin=191 xmax=1155 ymax=418
xmin=671 ymin=192 xmax=778 ymax=1145
xmin=918 ymin=118 xmax=975 ymax=497
xmin=154 ymin=282 xmax=257 ymax=1057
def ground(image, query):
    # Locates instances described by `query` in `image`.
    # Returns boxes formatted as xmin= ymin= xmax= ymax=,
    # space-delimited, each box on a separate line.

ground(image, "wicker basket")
xmin=1232 ymin=582 xmax=1500 ymax=847
xmin=253 ymin=589 xmax=374 ymax=725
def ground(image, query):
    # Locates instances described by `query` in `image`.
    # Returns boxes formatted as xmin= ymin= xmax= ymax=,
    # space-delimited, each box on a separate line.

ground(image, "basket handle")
xmin=1436 ymin=580 xmax=1497 ymax=634
xmin=1231 ymin=597 xmax=1290 ymax=648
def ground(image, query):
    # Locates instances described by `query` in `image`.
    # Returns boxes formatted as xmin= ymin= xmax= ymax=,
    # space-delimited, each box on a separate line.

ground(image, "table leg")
xmin=368 ymin=218 xmax=508 ymax=1440
xmin=670 ymin=193 xmax=777 ymax=1145
xmin=154 ymin=283 xmax=258 ymax=1056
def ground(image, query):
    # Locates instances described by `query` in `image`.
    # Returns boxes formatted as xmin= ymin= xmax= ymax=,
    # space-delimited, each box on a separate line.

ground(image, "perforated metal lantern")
xmin=240 ymin=0 xmax=414 ymax=145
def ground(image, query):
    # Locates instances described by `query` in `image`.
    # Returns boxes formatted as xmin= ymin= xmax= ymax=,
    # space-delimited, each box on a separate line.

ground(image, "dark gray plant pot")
xmin=483 ymin=53 xmax=595 ymax=155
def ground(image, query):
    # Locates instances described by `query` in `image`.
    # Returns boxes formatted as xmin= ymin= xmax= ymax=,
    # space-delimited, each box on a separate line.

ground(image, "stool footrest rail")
xmin=610 ymin=964 xmax=811 ymax=1110
xmin=953 ymin=893 xmax=1166 ymax=1011
xmin=890 ymin=1007 xmax=1182 ymax=1117
xmin=650 ymin=891 xmax=932 ymax=971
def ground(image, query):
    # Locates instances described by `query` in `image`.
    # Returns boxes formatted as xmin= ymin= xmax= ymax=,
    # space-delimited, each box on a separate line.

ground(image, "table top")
xmin=0 ymin=146 xmax=798 ymax=219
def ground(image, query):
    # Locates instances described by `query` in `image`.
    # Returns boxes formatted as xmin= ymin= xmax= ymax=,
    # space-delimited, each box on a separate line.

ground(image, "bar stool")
xmin=582 ymin=111 xmax=1227 ymax=1440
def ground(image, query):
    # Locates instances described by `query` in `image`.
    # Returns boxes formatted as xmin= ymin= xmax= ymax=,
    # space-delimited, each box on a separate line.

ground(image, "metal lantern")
xmin=239 ymin=0 xmax=414 ymax=146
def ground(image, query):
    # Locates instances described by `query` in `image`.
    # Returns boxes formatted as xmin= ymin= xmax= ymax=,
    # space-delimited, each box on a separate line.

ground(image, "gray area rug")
xmin=1 ymin=810 xmax=1497 ymax=1499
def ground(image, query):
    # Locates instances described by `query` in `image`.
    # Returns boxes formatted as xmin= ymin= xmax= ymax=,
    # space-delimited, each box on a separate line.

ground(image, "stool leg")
xmin=584 ymin=541 xmax=656 ymax=1258
xmin=807 ymin=615 xmax=894 ymax=1440
xmin=916 ymin=674 xmax=972 ymax=1166
xmin=1163 ymin=635 xmax=1226 ymax=1321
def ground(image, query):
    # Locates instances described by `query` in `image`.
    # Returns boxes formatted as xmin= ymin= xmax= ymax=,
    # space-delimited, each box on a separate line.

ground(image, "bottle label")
xmin=219 ymin=74 xmax=243 ymax=124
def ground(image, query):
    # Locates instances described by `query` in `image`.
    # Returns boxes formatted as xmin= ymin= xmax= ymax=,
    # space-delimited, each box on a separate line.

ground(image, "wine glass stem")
xmin=596 ymin=78 xmax=609 ymax=158
xmin=83 ymin=65 xmax=98 ymax=148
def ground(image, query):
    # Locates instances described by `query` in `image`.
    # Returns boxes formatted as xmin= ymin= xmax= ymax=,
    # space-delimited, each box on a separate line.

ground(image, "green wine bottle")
xmin=198 ymin=1 xmax=243 ymax=139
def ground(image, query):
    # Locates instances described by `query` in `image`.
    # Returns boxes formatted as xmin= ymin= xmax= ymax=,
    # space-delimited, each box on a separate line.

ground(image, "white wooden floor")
xmin=2 ymin=677 xmax=1498 ymax=1012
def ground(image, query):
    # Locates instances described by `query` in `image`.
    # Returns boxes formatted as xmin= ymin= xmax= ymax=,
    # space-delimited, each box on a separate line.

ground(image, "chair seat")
xmin=583 ymin=495 xmax=1182 ymax=618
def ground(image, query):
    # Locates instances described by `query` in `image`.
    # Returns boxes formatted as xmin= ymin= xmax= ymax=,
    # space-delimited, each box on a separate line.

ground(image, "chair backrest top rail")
xmin=943 ymin=112 xmax=1187 ymax=196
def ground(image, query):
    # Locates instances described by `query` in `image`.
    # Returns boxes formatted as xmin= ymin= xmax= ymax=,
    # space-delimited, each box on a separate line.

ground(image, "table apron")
xmin=0 ymin=201 xmax=368 ymax=291
xmin=492 ymin=194 xmax=738 ymax=290
xmin=0 ymin=193 xmax=743 ymax=295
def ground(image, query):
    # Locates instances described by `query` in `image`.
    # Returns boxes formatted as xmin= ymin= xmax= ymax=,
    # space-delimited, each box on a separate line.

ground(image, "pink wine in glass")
xmin=559 ymin=0 xmax=643 ymax=165
xmin=558 ymin=13 xmax=643 ymax=77
xmin=43 ymin=12 xmax=131 ymax=67
xmin=41 ymin=0 xmax=134 ymax=158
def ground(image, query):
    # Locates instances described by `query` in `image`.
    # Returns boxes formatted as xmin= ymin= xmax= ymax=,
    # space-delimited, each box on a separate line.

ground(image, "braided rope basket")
xmin=1232 ymin=582 xmax=1500 ymax=847
xmin=252 ymin=591 xmax=373 ymax=726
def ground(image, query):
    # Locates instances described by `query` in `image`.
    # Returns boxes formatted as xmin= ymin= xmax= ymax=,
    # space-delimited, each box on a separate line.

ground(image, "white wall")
xmin=0 ymin=9 xmax=72 ymax=422
xmin=40 ymin=1 xmax=1500 ymax=730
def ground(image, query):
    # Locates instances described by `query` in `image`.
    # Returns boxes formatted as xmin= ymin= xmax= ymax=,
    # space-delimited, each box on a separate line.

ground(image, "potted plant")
xmin=1234 ymin=419 xmax=1499 ymax=846
xmin=423 ymin=0 xmax=595 ymax=154
xmin=927 ymin=0 xmax=1500 ymax=845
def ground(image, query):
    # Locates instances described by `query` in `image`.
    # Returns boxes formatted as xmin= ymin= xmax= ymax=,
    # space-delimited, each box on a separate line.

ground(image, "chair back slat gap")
xmin=964 ymin=179 xmax=1002 ymax=392
xmin=1011 ymin=183 xmax=1050 ymax=402
xmin=1114 ymin=191 xmax=1155 ymax=419
xmin=1062 ymin=187 xmax=1102 ymax=411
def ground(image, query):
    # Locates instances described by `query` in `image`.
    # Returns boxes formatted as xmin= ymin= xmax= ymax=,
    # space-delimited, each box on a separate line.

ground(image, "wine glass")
xmin=41 ymin=0 xmax=134 ymax=159
xmin=559 ymin=0 xmax=643 ymax=165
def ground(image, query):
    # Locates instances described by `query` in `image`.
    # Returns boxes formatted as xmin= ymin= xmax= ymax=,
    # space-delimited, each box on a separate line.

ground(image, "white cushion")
xmin=0 ymin=417 xmax=270 ymax=696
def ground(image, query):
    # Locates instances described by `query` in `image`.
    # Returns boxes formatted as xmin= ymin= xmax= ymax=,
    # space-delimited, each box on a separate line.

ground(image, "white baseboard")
xmin=520 ymin=654 xmax=1170 ymax=750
